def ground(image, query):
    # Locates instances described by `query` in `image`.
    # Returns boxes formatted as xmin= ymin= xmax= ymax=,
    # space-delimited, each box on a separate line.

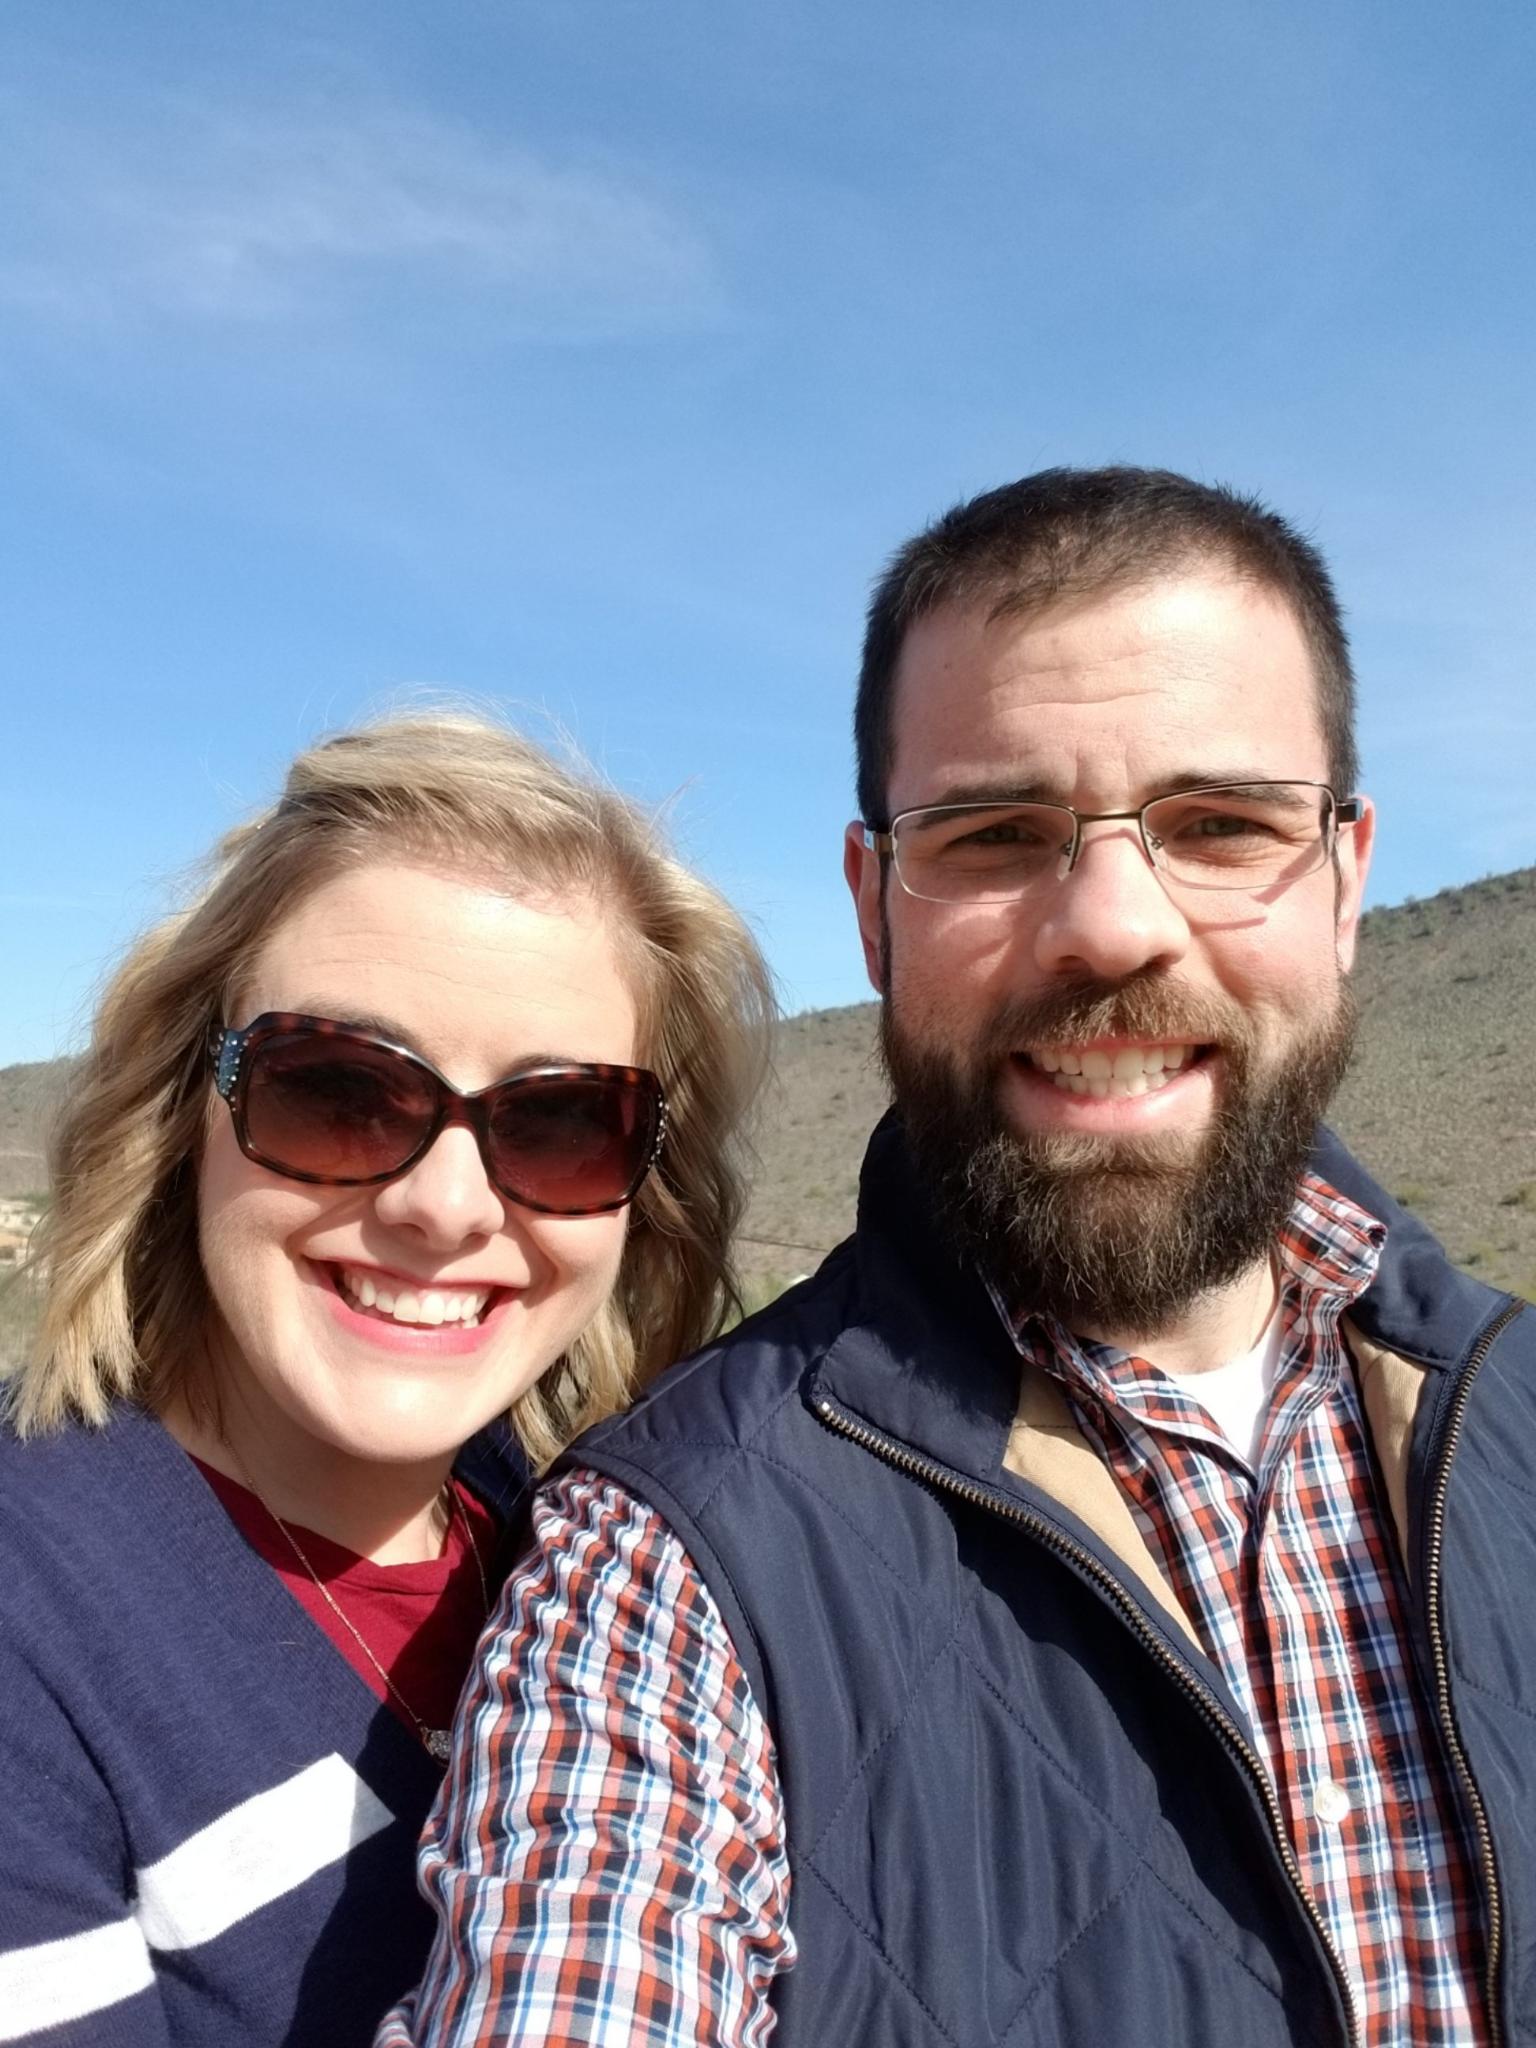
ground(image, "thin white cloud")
xmin=0 ymin=92 xmax=722 ymax=335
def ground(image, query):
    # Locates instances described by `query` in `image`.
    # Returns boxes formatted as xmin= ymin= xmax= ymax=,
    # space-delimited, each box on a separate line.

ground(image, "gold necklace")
xmin=245 ymin=1475 xmax=490 ymax=1764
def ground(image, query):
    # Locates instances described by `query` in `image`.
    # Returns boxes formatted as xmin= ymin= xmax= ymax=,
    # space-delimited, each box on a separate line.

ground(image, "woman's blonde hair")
xmin=15 ymin=713 xmax=774 ymax=1468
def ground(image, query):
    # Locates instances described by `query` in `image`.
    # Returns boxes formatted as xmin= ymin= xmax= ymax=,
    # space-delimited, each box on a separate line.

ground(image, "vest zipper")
xmin=1420 ymin=1295 xmax=1525 ymax=2048
xmin=811 ymin=1389 xmax=1361 ymax=2048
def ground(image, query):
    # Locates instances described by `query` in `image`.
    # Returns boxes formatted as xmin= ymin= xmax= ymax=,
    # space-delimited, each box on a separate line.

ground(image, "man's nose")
xmin=1031 ymin=822 xmax=1192 ymax=982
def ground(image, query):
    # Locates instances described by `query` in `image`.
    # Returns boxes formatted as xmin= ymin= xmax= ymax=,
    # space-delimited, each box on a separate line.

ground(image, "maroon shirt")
xmin=196 ymin=1461 xmax=497 ymax=1739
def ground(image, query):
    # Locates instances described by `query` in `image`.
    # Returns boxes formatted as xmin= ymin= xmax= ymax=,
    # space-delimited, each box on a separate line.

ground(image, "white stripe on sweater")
xmin=136 ymin=1752 xmax=395 ymax=1950
xmin=0 ymin=1918 xmax=154 ymax=2041
xmin=0 ymin=1754 xmax=394 ymax=2037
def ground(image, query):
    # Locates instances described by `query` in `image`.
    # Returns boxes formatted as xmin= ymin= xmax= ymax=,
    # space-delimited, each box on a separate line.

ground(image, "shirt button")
xmin=1313 ymin=1779 xmax=1352 ymax=1825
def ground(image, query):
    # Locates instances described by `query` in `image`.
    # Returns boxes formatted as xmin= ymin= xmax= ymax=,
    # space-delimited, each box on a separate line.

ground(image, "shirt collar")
xmin=988 ymin=1171 xmax=1386 ymax=1394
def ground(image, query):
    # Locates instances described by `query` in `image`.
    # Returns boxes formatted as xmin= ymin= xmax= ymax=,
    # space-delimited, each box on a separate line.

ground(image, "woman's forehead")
xmin=241 ymin=861 xmax=641 ymax=1079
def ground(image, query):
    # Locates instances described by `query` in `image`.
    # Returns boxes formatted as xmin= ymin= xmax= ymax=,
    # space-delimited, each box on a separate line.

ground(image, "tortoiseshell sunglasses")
xmin=210 ymin=1012 xmax=666 ymax=1217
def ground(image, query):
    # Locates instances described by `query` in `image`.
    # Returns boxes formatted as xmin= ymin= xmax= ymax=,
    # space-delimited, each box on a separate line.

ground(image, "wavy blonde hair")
xmin=15 ymin=713 xmax=774 ymax=1468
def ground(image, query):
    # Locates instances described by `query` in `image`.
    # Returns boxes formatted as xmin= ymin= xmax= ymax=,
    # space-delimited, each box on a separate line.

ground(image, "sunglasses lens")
xmin=486 ymin=1072 xmax=657 ymax=1213
xmin=242 ymin=1034 xmax=437 ymax=1182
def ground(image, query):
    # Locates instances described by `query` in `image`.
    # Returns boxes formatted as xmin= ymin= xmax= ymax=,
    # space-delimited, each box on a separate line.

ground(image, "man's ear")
xmin=844 ymin=822 xmax=886 ymax=994
xmin=1333 ymin=795 xmax=1376 ymax=973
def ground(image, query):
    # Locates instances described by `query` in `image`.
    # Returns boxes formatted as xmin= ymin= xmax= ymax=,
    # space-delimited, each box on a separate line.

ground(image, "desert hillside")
xmin=738 ymin=867 xmax=1536 ymax=1302
xmin=3 ymin=868 xmax=1533 ymax=1359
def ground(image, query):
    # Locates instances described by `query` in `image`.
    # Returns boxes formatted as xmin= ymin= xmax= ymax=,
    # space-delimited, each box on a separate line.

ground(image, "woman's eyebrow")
xmin=288 ymin=1005 xmax=419 ymax=1045
xmin=282 ymin=1012 xmax=590 ymax=1082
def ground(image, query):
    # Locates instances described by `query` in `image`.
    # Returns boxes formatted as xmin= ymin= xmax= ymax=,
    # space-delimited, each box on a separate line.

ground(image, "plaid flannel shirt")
xmin=1006 ymin=1172 xmax=1488 ymax=2045
xmin=377 ymin=1472 xmax=794 ymax=2047
xmin=382 ymin=1177 xmax=1489 ymax=2048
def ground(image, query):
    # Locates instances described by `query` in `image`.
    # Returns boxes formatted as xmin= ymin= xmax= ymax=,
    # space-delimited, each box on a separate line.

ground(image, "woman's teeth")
xmin=336 ymin=1267 xmax=492 ymax=1328
xmin=1029 ymin=1043 xmax=1201 ymax=1098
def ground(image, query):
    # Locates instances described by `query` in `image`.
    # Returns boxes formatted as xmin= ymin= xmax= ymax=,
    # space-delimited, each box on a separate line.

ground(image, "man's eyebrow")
xmin=1155 ymin=774 xmax=1317 ymax=805
xmin=900 ymin=771 xmax=1315 ymax=816
xmin=902 ymin=778 xmax=1063 ymax=814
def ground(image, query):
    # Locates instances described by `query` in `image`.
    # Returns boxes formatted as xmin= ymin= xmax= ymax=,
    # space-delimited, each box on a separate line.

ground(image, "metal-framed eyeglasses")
xmin=862 ymin=781 xmax=1364 ymax=906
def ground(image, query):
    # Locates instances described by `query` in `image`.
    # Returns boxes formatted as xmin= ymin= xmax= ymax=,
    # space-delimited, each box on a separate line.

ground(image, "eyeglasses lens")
xmin=895 ymin=805 xmax=1068 ymax=903
xmin=243 ymin=1035 xmax=438 ymax=1182
xmin=485 ymin=1073 xmax=652 ymax=1211
xmin=893 ymin=784 xmax=1333 ymax=902
xmin=1143 ymin=787 xmax=1329 ymax=890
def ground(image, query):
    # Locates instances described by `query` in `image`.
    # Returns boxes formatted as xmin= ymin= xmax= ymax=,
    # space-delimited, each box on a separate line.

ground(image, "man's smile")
xmin=1018 ymin=1039 xmax=1212 ymax=1099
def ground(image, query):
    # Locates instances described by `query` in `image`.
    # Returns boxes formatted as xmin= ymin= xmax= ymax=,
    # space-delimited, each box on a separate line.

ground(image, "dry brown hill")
xmin=739 ymin=866 xmax=1536 ymax=1302
xmin=0 ymin=1058 xmax=68 ymax=1202
xmin=4 ymin=867 xmax=1534 ymax=1314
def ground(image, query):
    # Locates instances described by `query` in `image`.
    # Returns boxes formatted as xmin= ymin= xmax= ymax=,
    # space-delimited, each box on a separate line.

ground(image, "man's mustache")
xmin=975 ymin=973 xmax=1253 ymax=1060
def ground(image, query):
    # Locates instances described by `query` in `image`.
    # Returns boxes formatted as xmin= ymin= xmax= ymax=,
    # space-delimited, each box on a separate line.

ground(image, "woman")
xmin=0 ymin=713 xmax=772 ymax=2046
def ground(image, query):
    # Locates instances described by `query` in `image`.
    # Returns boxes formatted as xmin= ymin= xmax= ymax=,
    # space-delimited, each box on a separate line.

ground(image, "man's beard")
xmin=880 ymin=971 xmax=1357 ymax=1336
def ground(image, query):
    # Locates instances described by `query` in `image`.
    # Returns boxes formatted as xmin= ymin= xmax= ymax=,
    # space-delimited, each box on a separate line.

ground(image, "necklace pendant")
xmin=425 ymin=1726 xmax=453 ymax=1763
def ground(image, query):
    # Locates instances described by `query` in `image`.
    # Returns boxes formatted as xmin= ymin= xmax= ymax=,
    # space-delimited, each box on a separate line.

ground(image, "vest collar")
xmin=1306 ymin=1127 xmax=1511 ymax=1370
xmin=807 ymin=1115 xmax=1227 ymax=1673
xmin=809 ymin=1112 xmax=1491 ymax=1627
xmin=810 ymin=1111 xmax=1027 ymax=1497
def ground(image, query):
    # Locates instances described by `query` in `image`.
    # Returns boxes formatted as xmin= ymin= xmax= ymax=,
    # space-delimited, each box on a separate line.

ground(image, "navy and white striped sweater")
xmin=0 ymin=1403 xmax=524 ymax=2046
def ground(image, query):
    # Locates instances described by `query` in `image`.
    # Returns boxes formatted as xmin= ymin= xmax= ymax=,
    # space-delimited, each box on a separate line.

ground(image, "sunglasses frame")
xmin=208 ymin=1011 xmax=667 ymax=1217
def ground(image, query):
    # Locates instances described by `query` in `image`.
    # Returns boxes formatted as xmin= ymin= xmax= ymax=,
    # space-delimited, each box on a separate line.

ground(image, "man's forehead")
xmin=897 ymin=567 xmax=1306 ymax=669
xmin=885 ymin=571 xmax=1327 ymax=801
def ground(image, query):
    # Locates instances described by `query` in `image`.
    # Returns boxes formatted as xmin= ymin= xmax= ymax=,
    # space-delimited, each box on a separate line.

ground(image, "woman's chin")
xmin=263 ymin=1267 xmax=537 ymax=1464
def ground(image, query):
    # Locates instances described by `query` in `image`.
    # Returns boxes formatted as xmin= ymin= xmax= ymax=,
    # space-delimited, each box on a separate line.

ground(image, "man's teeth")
xmin=1030 ymin=1043 xmax=1201 ymax=1097
xmin=338 ymin=1268 xmax=492 ymax=1327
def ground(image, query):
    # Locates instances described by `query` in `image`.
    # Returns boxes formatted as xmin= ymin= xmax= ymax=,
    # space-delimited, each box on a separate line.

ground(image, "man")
xmin=383 ymin=469 xmax=1534 ymax=2048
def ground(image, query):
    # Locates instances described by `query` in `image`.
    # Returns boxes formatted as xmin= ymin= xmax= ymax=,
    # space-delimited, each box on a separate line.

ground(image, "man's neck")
xmin=1070 ymin=1254 xmax=1280 ymax=1377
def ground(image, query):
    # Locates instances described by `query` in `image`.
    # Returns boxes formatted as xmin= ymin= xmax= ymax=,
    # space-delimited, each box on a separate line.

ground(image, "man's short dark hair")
xmin=854 ymin=465 xmax=1359 ymax=824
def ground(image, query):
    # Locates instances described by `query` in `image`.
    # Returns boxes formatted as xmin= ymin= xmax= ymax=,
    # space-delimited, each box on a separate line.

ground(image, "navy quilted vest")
xmin=567 ymin=1118 xmax=1536 ymax=2047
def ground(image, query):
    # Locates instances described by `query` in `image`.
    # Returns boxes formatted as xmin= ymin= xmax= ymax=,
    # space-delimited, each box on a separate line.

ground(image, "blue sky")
xmin=3 ymin=0 xmax=1533 ymax=1069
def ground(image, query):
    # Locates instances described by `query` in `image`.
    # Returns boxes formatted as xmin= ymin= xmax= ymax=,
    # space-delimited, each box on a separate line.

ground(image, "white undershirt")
xmin=1160 ymin=1303 xmax=1287 ymax=1469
